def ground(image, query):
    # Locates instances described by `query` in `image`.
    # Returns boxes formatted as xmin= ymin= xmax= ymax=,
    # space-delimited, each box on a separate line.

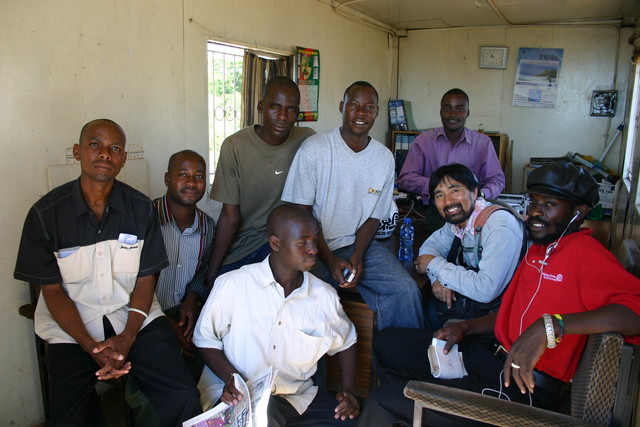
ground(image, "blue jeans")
xmin=218 ymin=241 xmax=271 ymax=276
xmin=311 ymin=240 xmax=424 ymax=331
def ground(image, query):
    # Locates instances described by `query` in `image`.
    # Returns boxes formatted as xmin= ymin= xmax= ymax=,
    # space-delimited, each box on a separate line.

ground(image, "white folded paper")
xmin=427 ymin=338 xmax=468 ymax=379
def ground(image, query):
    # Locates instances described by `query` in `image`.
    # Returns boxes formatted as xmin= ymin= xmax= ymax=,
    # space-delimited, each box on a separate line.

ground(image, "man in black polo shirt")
xmin=14 ymin=119 xmax=201 ymax=426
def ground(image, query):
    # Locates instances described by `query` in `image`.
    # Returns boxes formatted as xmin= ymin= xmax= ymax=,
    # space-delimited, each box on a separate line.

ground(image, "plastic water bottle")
xmin=398 ymin=217 xmax=414 ymax=265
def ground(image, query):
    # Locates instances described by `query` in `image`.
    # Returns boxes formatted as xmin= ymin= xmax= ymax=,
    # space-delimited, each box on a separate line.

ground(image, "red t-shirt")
xmin=494 ymin=230 xmax=640 ymax=382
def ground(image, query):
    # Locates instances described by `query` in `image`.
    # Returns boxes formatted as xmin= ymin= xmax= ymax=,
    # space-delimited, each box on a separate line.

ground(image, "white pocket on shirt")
xmin=112 ymin=240 xmax=142 ymax=274
xmin=287 ymin=330 xmax=330 ymax=372
xmin=55 ymin=246 xmax=91 ymax=285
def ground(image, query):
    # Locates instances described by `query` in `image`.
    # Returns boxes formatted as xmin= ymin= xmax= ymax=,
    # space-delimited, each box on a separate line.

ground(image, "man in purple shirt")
xmin=397 ymin=88 xmax=505 ymax=203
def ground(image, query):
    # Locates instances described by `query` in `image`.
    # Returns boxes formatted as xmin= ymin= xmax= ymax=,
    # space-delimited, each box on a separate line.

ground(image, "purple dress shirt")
xmin=396 ymin=127 xmax=505 ymax=203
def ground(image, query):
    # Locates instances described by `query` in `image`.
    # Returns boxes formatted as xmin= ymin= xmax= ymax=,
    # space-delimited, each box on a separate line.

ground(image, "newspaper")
xmin=183 ymin=367 xmax=275 ymax=427
xmin=427 ymin=338 xmax=468 ymax=379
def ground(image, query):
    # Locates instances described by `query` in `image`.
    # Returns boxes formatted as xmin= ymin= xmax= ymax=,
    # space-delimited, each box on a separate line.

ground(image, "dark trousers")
xmin=267 ymin=389 xmax=358 ymax=427
xmin=125 ymin=307 xmax=206 ymax=427
xmin=358 ymin=328 xmax=562 ymax=427
xmin=46 ymin=317 xmax=201 ymax=427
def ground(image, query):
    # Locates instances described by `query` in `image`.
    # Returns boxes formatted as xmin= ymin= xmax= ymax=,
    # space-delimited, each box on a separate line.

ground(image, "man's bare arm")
xmin=41 ymin=284 xmax=130 ymax=378
xmin=41 ymin=284 xmax=100 ymax=354
xmin=434 ymin=311 xmax=498 ymax=353
xmin=505 ymin=304 xmax=640 ymax=394
xmin=345 ymin=218 xmax=379 ymax=288
xmin=206 ymin=203 xmax=240 ymax=285
xmin=199 ymin=347 xmax=244 ymax=405
xmin=334 ymin=344 xmax=360 ymax=420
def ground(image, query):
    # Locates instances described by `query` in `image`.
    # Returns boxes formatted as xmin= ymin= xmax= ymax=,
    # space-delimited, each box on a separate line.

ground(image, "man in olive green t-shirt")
xmin=207 ymin=76 xmax=315 ymax=284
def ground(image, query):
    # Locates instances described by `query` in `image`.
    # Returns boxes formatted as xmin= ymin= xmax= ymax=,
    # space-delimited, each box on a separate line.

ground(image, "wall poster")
xmin=512 ymin=48 xmax=564 ymax=109
xmin=296 ymin=47 xmax=319 ymax=121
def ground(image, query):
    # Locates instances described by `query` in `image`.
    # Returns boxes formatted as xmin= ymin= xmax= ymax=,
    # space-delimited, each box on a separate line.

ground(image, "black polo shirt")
xmin=14 ymin=178 xmax=169 ymax=343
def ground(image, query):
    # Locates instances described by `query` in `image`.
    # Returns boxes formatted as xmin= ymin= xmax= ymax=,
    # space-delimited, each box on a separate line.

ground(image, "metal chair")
xmin=404 ymin=332 xmax=639 ymax=427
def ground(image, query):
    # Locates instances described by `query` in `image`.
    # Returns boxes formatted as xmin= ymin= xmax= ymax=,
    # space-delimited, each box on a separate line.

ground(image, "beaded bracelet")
xmin=554 ymin=313 xmax=565 ymax=343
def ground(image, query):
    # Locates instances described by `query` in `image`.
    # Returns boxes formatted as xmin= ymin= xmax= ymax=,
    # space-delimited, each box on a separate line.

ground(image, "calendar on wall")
xmin=296 ymin=47 xmax=319 ymax=121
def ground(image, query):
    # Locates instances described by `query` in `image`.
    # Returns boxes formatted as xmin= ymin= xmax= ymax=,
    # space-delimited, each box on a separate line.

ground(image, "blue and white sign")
xmin=512 ymin=48 xmax=564 ymax=108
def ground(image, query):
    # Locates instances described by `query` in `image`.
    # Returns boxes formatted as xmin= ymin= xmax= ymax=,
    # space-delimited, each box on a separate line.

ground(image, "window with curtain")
xmin=241 ymin=51 xmax=293 ymax=128
xmin=207 ymin=41 xmax=292 ymax=181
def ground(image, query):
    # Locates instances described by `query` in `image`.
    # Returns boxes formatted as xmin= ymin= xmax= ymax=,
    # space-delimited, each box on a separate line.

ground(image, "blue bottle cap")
xmin=403 ymin=217 xmax=412 ymax=224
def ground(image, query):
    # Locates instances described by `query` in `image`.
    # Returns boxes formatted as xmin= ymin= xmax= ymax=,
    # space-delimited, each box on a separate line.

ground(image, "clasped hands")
xmin=88 ymin=333 xmax=135 ymax=381
xmin=334 ymin=390 xmax=360 ymax=420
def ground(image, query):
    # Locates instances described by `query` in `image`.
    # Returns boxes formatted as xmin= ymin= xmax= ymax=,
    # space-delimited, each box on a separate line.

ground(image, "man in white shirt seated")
xmin=194 ymin=204 xmax=360 ymax=426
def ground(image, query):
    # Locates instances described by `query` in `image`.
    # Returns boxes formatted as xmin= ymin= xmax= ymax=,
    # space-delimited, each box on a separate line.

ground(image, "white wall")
xmin=398 ymin=25 xmax=633 ymax=192
xmin=0 ymin=1 xmax=391 ymax=425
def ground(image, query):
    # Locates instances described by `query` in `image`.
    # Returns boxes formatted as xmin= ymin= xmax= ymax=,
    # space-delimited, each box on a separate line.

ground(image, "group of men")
xmin=13 ymin=75 xmax=640 ymax=427
xmin=359 ymin=162 xmax=640 ymax=426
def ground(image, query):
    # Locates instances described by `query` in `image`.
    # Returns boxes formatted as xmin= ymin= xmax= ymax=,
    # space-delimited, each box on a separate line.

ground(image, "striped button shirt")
xmin=153 ymin=196 xmax=216 ymax=311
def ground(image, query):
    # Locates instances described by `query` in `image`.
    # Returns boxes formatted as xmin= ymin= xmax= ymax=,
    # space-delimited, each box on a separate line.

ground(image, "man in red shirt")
xmin=358 ymin=162 xmax=640 ymax=427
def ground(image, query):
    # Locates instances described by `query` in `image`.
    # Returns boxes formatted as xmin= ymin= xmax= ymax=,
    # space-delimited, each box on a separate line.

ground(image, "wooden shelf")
xmin=391 ymin=130 xmax=423 ymax=174
xmin=486 ymin=133 xmax=508 ymax=172
xmin=391 ymin=130 xmax=423 ymax=155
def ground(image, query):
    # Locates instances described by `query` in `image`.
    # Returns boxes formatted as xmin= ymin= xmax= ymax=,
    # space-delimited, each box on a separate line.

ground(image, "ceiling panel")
xmin=332 ymin=0 xmax=640 ymax=30
xmin=498 ymin=0 xmax=630 ymax=24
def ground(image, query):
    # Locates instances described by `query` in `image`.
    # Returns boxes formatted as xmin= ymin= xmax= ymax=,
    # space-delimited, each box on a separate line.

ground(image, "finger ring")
xmin=511 ymin=362 xmax=521 ymax=369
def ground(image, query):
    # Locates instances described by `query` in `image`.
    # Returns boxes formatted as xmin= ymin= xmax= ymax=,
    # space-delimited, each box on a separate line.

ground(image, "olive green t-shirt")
xmin=210 ymin=125 xmax=316 ymax=264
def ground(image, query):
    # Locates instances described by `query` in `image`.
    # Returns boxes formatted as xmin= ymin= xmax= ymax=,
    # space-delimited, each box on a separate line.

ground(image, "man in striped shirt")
xmin=126 ymin=150 xmax=214 ymax=427
xmin=153 ymin=150 xmax=216 ymax=370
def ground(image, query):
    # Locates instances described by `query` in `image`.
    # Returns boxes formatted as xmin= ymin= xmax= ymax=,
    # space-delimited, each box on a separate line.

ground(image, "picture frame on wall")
xmin=590 ymin=90 xmax=617 ymax=117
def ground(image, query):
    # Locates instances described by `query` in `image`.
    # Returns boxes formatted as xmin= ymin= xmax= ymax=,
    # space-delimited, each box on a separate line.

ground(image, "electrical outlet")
xmin=128 ymin=152 xmax=144 ymax=160
xmin=65 ymin=147 xmax=74 ymax=156
xmin=128 ymin=144 xmax=144 ymax=152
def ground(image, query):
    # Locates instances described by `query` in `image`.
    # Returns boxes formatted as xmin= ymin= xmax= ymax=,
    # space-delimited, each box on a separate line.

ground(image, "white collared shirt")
xmin=194 ymin=256 xmax=357 ymax=414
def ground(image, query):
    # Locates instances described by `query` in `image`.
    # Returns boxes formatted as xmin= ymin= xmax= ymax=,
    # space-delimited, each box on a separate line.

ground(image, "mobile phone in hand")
xmin=342 ymin=268 xmax=356 ymax=283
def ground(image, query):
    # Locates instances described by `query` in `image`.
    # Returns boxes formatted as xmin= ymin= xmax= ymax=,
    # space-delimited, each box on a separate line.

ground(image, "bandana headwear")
xmin=452 ymin=197 xmax=487 ymax=239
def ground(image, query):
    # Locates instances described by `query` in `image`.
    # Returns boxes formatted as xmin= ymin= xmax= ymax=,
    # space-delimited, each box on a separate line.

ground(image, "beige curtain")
xmin=241 ymin=52 xmax=293 ymax=127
